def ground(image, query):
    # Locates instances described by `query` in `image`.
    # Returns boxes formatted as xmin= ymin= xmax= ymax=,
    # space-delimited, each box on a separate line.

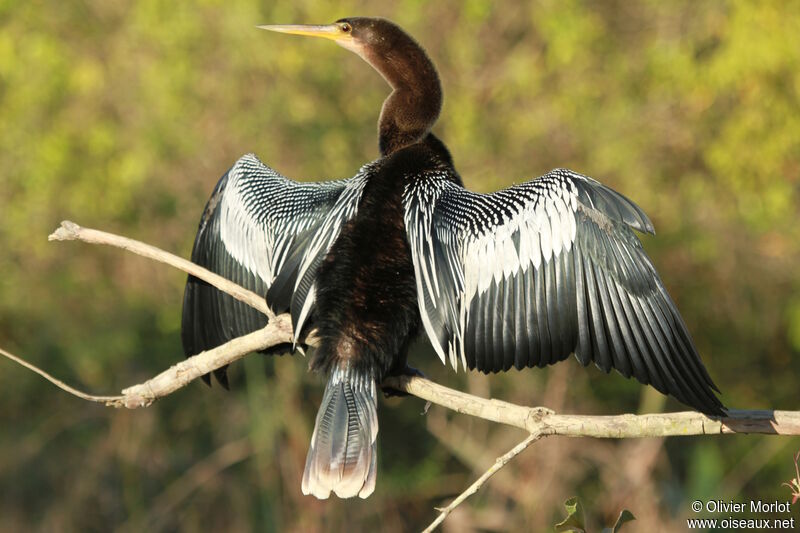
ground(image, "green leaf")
xmin=554 ymin=497 xmax=586 ymax=532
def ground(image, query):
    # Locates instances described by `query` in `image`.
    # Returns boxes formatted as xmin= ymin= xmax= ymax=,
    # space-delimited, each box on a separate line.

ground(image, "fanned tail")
xmin=302 ymin=364 xmax=378 ymax=499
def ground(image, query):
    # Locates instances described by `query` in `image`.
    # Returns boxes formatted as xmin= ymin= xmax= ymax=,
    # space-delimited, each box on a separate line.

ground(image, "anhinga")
xmin=182 ymin=18 xmax=725 ymax=500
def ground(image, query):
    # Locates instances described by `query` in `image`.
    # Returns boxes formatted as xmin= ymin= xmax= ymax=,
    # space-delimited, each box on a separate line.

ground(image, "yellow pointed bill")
xmin=257 ymin=24 xmax=353 ymax=44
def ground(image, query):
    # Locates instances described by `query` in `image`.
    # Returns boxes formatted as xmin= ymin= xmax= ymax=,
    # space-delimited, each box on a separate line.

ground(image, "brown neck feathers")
xmin=358 ymin=25 xmax=442 ymax=156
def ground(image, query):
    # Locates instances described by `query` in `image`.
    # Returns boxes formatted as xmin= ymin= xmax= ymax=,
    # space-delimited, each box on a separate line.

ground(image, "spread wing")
xmin=404 ymin=168 xmax=724 ymax=415
xmin=182 ymin=153 xmax=368 ymax=385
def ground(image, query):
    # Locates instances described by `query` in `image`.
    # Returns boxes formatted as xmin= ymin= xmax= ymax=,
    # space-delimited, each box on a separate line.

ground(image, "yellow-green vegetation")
xmin=1 ymin=1 xmax=798 ymax=531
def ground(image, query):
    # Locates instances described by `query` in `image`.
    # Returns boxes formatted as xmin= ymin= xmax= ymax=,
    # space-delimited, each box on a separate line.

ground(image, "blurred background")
xmin=1 ymin=1 xmax=799 ymax=531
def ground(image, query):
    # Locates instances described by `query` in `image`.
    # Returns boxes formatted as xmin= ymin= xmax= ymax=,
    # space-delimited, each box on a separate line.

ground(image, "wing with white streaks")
xmin=182 ymin=153 xmax=367 ymax=385
xmin=403 ymin=168 xmax=724 ymax=415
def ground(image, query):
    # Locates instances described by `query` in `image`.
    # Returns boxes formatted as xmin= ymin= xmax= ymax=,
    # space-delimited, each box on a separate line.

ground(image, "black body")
xmin=312 ymin=135 xmax=456 ymax=377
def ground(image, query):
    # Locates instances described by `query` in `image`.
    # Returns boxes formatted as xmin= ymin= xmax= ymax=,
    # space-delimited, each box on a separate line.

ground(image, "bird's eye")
xmin=340 ymin=22 xmax=352 ymax=33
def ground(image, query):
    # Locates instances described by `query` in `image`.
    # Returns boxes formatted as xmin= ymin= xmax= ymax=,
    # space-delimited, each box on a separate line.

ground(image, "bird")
xmin=181 ymin=17 xmax=725 ymax=500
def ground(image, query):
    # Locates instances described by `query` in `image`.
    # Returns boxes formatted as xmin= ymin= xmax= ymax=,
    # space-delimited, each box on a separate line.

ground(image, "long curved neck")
xmin=360 ymin=36 xmax=442 ymax=156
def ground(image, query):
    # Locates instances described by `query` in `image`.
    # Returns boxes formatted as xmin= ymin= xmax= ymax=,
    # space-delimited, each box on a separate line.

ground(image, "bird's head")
xmin=258 ymin=18 xmax=401 ymax=59
xmin=259 ymin=17 xmax=442 ymax=156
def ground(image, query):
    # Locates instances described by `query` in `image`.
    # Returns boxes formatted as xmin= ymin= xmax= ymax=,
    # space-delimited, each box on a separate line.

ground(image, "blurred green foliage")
xmin=1 ymin=1 xmax=799 ymax=531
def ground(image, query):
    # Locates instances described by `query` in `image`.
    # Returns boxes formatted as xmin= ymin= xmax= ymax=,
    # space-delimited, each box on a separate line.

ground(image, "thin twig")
xmin=0 ymin=314 xmax=313 ymax=408
xmin=0 ymin=319 xmax=296 ymax=408
xmin=421 ymin=432 xmax=544 ymax=533
xmin=0 ymin=346 xmax=122 ymax=403
xmin=48 ymin=220 xmax=275 ymax=319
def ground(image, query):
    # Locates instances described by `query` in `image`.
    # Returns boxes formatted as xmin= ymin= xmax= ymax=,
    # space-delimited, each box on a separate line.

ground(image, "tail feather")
xmin=302 ymin=364 xmax=378 ymax=499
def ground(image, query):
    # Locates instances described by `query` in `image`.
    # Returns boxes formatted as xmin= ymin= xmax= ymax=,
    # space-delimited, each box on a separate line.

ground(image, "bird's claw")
xmin=381 ymin=365 xmax=426 ymax=398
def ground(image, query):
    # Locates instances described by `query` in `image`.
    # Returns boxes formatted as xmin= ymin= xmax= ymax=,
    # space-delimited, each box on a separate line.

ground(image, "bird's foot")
xmin=381 ymin=365 xmax=426 ymax=398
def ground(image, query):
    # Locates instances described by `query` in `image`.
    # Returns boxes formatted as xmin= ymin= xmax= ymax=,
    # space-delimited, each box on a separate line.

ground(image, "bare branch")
xmin=49 ymin=220 xmax=274 ymax=319
xmin=0 ymin=316 xmax=298 ymax=408
xmin=117 ymin=316 xmax=296 ymax=408
xmin=31 ymin=219 xmax=800 ymax=530
xmin=422 ymin=432 xmax=543 ymax=533
xmin=383 ymin=375 xmax=800 ymax=437
xmin=6 ymin=333 xmax=798 ymax=437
